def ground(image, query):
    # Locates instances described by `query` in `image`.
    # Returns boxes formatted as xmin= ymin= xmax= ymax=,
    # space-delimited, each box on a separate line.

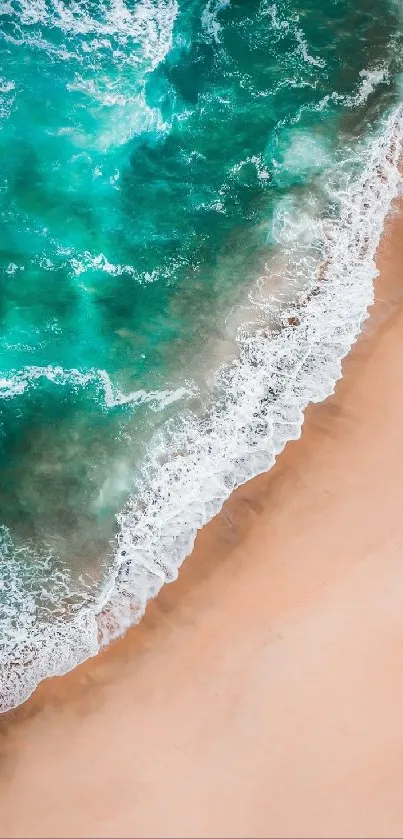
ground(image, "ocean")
xmin=0 ymin=0 xmax=402 ymax=711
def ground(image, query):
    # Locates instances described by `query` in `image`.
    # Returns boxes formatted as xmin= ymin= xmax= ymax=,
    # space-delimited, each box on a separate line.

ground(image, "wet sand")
xmin=1 ymin=202 xmax=403 ymax=838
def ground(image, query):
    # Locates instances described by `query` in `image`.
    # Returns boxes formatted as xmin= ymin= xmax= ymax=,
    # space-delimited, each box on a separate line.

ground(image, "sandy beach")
xmin=1 ymin=200 xmax=403 ymax=838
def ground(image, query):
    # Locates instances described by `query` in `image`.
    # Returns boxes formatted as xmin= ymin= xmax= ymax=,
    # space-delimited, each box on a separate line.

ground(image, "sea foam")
xmin=1 ymin=104 xmax=402 ymax=712
xmin=0 ymin=365 xmax=191 ymax=410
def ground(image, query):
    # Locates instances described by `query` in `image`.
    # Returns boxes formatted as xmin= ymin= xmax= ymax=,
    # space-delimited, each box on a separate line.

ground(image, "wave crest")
xmin=1 ymin=104 xmax=402 ymax=712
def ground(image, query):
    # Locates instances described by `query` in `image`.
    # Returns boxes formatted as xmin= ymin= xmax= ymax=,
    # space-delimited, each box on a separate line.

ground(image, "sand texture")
xmin=1 ymin=204 xmax=403 ymax=838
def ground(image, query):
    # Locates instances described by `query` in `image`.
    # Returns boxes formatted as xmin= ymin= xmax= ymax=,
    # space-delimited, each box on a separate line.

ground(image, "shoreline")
xmin=2 ymin=105 xmax=402 ymax=714
xmin=1 ymin=199 xmax=403 ymax=836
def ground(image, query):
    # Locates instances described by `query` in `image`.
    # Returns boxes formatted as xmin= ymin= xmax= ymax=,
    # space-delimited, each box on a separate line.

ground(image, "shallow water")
xmin=1 ymin=0 xmax=402 ymax=710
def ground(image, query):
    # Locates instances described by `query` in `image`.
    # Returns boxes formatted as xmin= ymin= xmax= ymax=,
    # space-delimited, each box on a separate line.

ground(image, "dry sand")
xmin=1 ymin=203 xmax=403 ymax=838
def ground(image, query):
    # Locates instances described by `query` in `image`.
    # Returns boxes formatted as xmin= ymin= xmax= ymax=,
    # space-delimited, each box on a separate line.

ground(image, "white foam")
xmin=0 ymin=365 xmax=193 ymax=411
xmin=201 ymin=0 xmax=231 ymax=44
xmin=1 ymin=105 xmax=403 ymax=712
xmin=354 ymin=67 xmax=389 ymax=105
xmin=67 ymin=248 xmax=185 ymax=285
xmin=259 ymin=3 xmax=325 ymax=68
xmin=0 ymin=77 xmax=15 ymax=93
xmin=6 ymin=0 xmax=178 ymax=66
xmin=1 ymin=1 xmax=178 ymax=145
xmin=69 ymin=250 xmax=136 ymax=277
xmin=230 ymin=154 xmax=271 ymax=182
xmin=319 ymin=65 xmax=390 ymax=112
xmin=0 ymin=75 xmax=16 ymax=120
xmin=294 ymin=25 xmax=325 ymax=69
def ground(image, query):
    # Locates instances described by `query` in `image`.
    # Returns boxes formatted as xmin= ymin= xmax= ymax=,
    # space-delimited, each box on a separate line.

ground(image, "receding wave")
xmin=1 ymin=104 xmax=402 ymax=712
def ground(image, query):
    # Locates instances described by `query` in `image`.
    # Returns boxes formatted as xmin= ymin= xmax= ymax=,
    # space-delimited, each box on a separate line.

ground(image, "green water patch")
xmin=0 ymin=0 xmax=402 ymax=592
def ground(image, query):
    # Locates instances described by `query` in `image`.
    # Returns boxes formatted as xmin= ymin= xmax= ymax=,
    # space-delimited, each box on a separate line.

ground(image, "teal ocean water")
xmin=1 ymin=0 xmax=403 ymax=710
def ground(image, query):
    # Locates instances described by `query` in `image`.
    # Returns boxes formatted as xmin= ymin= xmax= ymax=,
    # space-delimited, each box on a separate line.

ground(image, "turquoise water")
xmin=1 ymin=0 xmax=403 ymax=709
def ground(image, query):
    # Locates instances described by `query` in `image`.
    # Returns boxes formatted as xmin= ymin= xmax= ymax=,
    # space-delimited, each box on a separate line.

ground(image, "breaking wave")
xmin=1 ymin=103 xmax=402 ymax=712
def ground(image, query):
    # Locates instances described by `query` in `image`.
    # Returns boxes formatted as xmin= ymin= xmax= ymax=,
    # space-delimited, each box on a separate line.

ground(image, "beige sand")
xmin=1 ymin=203 xmax=403 ymax=838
